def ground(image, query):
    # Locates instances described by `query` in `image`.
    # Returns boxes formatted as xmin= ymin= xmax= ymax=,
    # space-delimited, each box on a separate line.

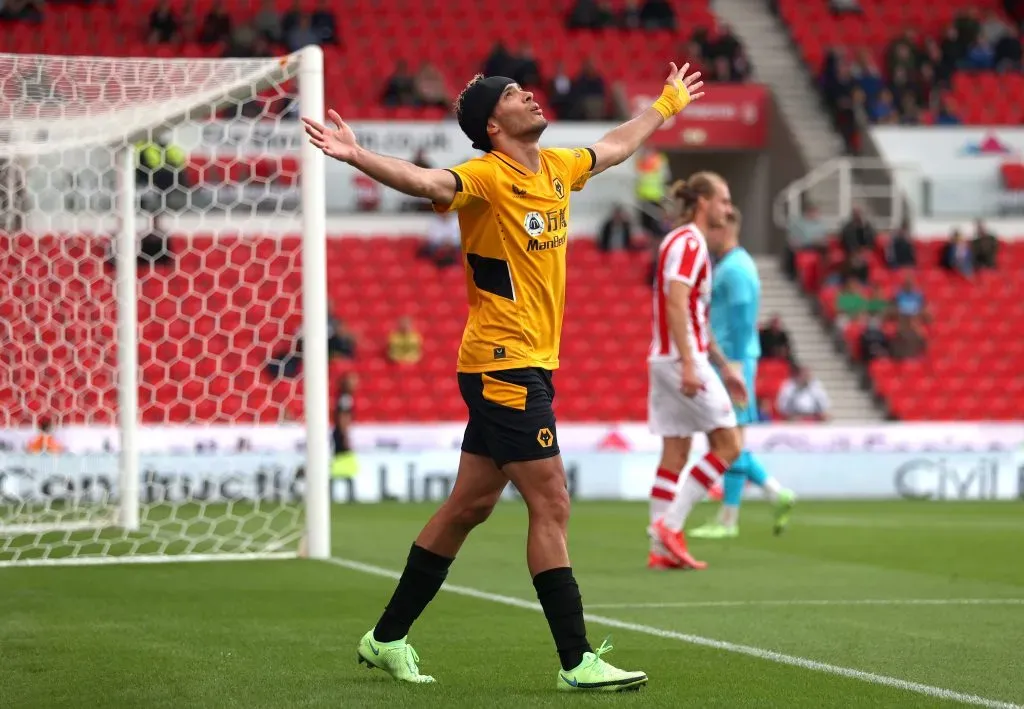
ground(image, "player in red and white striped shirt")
xmin=646 ymin=173 xmax=747 ymax=570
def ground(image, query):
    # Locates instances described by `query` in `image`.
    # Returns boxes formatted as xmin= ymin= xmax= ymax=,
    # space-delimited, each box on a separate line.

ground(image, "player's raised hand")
xmin=651 ymin=62 xmax=705 ymax=120
xmin=665 ymin=61 xmax=705 ymax=103
xmin=302 ymin=109 xmax=359 ymax=163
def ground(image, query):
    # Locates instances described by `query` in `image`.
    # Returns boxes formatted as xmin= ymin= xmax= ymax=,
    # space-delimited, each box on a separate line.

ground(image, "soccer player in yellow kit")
xmin=303 ymin=61 xmax=703 ymax=692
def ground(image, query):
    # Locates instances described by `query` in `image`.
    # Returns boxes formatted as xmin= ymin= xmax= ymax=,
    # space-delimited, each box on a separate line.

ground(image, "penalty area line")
xmin=325 ymin=556 xmax=1023 ymax=709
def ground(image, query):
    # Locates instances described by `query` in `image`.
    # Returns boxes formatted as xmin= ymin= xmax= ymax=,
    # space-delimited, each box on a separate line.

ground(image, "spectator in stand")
xmin=851 ymin=49 xmax=884 ymax=101
xmin=413 ymin=63 xmax=450 ymax=109
xmin=281 ymin=0 xmax=304 ymax=40
xmin=841 ymin=248 xmax=871 ymax=284
xmin=147 ymin=0 xmax=179 ymax=44
xmin=222 ymin=24 xmax=271 ymax=59
xmin=757 ymin=396 xmax=774 ymax=422
xmin=785 ymin=202 xmax=830 ymax=276
xmin=839 ymin=279 xmax=890 ymax=328
xmin=870 ymin=88 xmax=898 ymax=124
xmin=419 ymin=209 xmax=460 ymax=268
xmin=934 ymin=96 xmax=962 ymax=125
xmin=964 ymin=36 xmax=996 ymax=70
xmin=640 ymin=0 xmax=675 ymax=30
xmin=860 ymin=316 xmax=890 ymax=362
xmin=328 ymin=319 xmax=357 ymax=360
xmin=598 ymin=205 xmax=635 ymax=252
xmin=893 ymin=272 xmax=930 ymax=323
xmin=483 ymin=42 xmax=516 ymax=79
xmin=957 ymin=8 xmax=983 ymax=47
xmin=388 ymin=316 xmax=423 ymax=365
xmin=839 ymin=206 xmax=876 ymax=255
xmin=1 ymin=0 xmax=44 ymax=22
xmin=619 ymin=0 xmax=641 ymax=29
xmin=567 ymin=0 xmax=613 ymax=29
xmin=922 ymin=36 xmax=954 ymax=87
xmin=941 ymin=25 xmax=965 ymax=70
xmin=548 ymin=62 xmax=574 ymax=119
xmin=886 ymin=30 xmax=919 ymax=77
xmin=285 ymin=13 xmax=320 ymax=52
xmin=511 ymin=43 xmax=542 ymax=88
xmin=311 ymin=0 xmax=338 ymax=45
xmin=776 ymin=364 xmax=830 ymax=421
xmin=834 ymin=276 xmax=872 ymax=328
xmin=199 ymin=6 xmax=231 ymax=45
xmin=890 ymin=315 xmax=927 ymax=360
xmin=829 ymin=0 xmax=863 ymax=13
xmin=759 ymin=316 xmax=794 ymax=361
xmin=941 ymin=228 xmax=975 ymax=278
xmin=972 ymin=219 xmax=999 ymax=269
xmin=886 ymin=221 xmax=917 ymax=268
xmin=981 ymin=9 xmax=1012 ymax=45
xmin=382 ymin=61 xmax=417 ymax=107
xmin=252 ymin=0 xmax=281 ymax=44
xmin=574 ymin=58 xmax=608 ymax=120
xmin=994 ymin=24 xmax=1022 ymax=70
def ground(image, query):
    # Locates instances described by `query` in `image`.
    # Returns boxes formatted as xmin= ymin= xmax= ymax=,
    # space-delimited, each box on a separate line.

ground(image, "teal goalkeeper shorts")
xmin=715 ymin=358 xmax=760 ymax=426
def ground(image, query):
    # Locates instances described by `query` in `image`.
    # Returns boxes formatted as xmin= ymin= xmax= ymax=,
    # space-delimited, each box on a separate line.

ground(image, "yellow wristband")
xmin=652 ymin=79 xmax=691 ymax=120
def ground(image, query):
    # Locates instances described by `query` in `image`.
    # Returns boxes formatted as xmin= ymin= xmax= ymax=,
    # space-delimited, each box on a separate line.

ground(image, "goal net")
xmin=0 ymin=48 xmax=330 ymax=567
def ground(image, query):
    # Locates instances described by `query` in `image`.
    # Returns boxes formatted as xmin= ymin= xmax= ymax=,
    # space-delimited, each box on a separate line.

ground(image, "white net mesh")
xmin=0 ymin=51 xmax=318 ymax=566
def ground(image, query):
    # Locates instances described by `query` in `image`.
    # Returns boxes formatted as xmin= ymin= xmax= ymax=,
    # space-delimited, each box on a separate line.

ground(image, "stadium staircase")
xmin=756 ymin=255 xmax=884 ymax=421
xmin=712 ymin=0 xmax=846 ymax=216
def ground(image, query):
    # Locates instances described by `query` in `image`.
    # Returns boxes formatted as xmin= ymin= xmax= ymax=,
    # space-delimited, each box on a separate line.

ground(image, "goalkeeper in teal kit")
xmin=692 ymin=208 xmax=795 ymax=539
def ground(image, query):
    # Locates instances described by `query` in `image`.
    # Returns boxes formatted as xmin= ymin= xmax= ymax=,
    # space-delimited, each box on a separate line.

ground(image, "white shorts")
xmin=647 ymin=357 xmax=737 ymax=438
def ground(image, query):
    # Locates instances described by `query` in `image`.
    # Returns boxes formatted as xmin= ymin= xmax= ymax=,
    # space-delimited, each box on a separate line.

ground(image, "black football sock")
xmin=533 ymin=567 xmax=593 ymax=671
xmin=373 ymin=543 xmax=454 ymax=642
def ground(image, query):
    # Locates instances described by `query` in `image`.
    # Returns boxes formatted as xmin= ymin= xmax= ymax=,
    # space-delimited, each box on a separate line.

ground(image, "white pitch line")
xmin=325 ymin=556 xmax=1023 ymax=709
xmin=586 ymin=598 xmax=1024 ymax=610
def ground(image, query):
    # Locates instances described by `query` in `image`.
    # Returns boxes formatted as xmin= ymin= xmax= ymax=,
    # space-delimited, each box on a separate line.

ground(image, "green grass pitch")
xmin=2 ymin=500 xmax=1023 ymax=708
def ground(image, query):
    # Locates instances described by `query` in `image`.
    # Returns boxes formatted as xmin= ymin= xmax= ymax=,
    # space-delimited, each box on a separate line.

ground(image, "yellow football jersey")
xmin=433 ymin=147 xmax=595 ymax=373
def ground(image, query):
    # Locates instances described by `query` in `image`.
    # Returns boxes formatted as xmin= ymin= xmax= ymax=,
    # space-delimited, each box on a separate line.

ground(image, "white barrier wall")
xmin=2 ymin=422 xmax=1022 ymax=455
xmin=3 ymin=450 xmax=1021 ymax=504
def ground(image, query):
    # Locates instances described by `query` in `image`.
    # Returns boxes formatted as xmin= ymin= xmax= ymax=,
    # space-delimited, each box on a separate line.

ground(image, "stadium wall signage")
xmin=1 ymin=451 xmax=1020 ymax=505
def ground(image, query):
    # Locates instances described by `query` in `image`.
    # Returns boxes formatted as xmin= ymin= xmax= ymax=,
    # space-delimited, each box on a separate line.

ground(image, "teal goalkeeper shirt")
xmin=711 ymin=247 xmax=762 ymax=362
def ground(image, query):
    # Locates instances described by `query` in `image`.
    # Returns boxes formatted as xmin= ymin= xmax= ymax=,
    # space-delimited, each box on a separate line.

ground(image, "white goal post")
xmin=0 ymin=47 xmax=330 ymax=566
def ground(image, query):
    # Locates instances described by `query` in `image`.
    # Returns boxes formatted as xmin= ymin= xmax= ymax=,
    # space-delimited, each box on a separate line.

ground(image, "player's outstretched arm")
xmin=589 ymin=62 xmax=704 ymax=177
xmin=302 ymin=109 xmax=457 ymax=204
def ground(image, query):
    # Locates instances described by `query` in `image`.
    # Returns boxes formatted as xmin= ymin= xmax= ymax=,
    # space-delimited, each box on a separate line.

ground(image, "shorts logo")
xmin=523 ymin=211 xmax=544 ymax=237
xmin=537 ymin=427 xmax=554 ymax=448
xmin=552 ymin=178 xmax=565 ymax=200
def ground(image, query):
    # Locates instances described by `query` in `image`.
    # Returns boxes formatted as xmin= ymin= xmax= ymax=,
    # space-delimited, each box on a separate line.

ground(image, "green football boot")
xmin=557 ymin=639 xmax=648 ymax=692
xmin=356 ymin=629 xmax=435 ymax=683
xmin=689 ymin=523 xmax=739 ymax=539
xmin=773 ymin=489 xmax=796 ymax=536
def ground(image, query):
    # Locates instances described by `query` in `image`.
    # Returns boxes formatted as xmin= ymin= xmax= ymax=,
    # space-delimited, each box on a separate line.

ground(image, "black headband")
xmin=457 ymin=76 xmax=515 ymax=152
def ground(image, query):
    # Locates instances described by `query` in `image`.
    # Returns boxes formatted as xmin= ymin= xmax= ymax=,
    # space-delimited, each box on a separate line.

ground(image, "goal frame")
xmin=0 ymin=45 xmax=330 ymax=566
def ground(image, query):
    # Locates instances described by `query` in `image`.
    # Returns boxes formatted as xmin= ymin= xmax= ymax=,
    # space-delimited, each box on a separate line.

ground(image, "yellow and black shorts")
xmin=457 ymin=367 xmax=559 ymax=469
